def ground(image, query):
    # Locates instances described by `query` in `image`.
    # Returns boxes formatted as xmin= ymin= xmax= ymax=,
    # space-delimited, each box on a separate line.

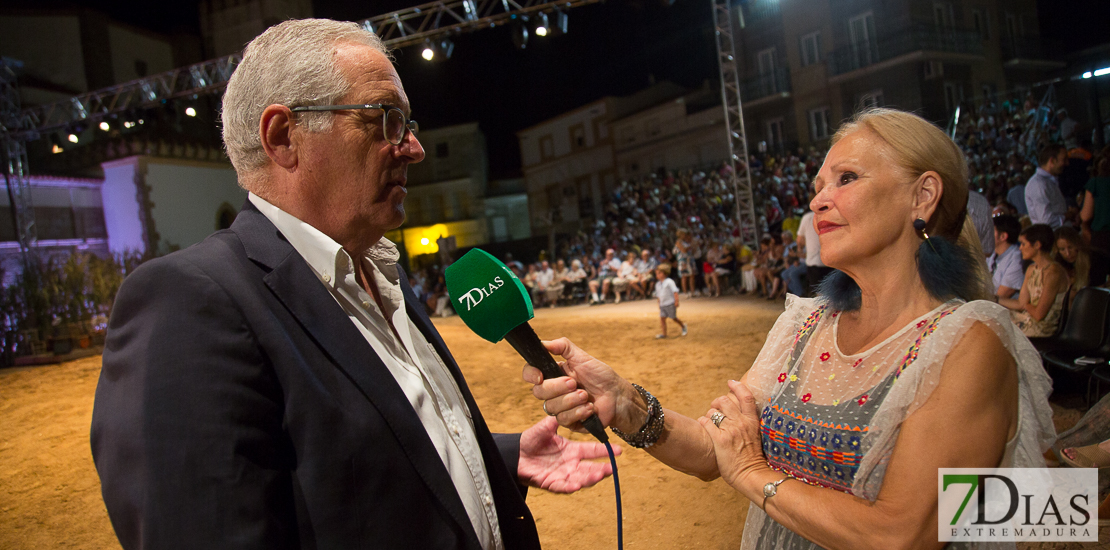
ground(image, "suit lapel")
xmin=231 ymin=202 xmax=482 ymax=548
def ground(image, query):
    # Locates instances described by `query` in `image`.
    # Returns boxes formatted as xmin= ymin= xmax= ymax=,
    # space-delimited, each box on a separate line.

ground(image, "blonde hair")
xmin=833 ymin=108 xmax=991 ymax=300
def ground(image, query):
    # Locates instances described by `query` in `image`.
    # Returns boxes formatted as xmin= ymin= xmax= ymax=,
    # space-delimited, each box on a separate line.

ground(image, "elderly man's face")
xmin=297 ymin=43 xmax=425 ymax=237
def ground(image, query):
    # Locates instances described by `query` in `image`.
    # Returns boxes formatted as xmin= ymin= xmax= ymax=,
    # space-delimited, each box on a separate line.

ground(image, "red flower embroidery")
xmin=852 ymin=358 xmax=863 ymax=368
xmin=858 ymin=395 xmax=869 ymax=405
xmin=916 ymin=320 xmax=928 ymax=328
xmin=802 ymin=393 xmax=812 ymax=403
xmin=820 ymin=352 xmax=831 ymax=362
xmin=831 ymin=312 xmax=838 ymax=318
xmin=778 ymin=373 xmax=787 ymax=382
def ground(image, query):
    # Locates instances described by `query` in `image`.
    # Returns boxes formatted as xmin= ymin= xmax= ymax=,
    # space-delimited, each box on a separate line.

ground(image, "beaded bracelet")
xmin=610 ymin=383 xmax=665 ymax=449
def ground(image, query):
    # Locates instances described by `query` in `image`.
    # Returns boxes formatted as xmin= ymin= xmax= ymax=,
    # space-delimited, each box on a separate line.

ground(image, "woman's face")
xmin=810 ymin=129 xmax=920 ymax=269
xmin=1018 ymin=236 xmax=1037 ymax=260
xmin=1056 ymin=238 xmax=1078 ymax=263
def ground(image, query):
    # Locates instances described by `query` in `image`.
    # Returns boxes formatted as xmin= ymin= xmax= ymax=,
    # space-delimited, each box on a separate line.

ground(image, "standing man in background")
xmin=1026 ymin=143 xmax=1069 ymax=228
xmin=91 ymin=19 xmax=613 ymax=550
xmin=796 ymin=198 xmax=831 ymax=297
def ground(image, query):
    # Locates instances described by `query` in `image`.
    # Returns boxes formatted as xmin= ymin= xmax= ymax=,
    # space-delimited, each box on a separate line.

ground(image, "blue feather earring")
xmin=913 ymin=217 xmax=979 ymax=302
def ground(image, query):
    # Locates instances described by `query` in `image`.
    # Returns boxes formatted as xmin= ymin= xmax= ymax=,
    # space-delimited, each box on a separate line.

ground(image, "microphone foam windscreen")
xmin=444 ymin=248 xmax=534 ymax=343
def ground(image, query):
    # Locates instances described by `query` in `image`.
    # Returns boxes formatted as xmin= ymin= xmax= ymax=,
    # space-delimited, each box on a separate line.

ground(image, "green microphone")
xmin=445 ymin=249 xmax=608 ymax=443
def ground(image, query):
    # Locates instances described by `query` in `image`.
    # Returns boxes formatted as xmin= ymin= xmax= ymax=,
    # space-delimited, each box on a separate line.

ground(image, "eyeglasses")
xmin=289 ymin=104 xmax=418 ymax=146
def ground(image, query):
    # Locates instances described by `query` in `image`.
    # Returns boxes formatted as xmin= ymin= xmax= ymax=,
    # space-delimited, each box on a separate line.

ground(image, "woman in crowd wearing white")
xmin=526 ymin=109 xmax=1054 ymax=549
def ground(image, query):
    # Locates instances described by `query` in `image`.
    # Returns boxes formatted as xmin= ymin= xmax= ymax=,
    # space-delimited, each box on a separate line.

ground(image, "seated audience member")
xmin=634 ymin=248 xmax=658 ymax=298
xmin=588 ymin=249 xmax=621 ymax=304
xmin=703 ymin=240 xmax=724 ymax=298
xmin=532 ymin=260 xmax=555 ymax=308
xmin=1054 ymin=226 xmax=1089 ymax=303
xmin=713 ymin=242 xmax=736 ymax=294
xmin=545 ymin=259 xmax=569 ymax=307
xmin=988 ymin=214 xmax=1024 ymax=301
xmin=1000 ymin=224 xmax=1069 ymax=337
xmin=612 ymin=252 xmax=639 ymax=304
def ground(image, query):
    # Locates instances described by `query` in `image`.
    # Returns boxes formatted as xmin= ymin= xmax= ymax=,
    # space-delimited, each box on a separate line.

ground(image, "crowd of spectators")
xmin=406 ymin=90 xmax=1110 ymax=320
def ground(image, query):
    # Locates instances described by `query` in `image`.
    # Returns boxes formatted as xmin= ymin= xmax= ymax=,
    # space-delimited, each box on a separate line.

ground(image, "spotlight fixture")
xmin=99 ymin=121 xmax=110 ymax=131
xmin=420 ymin=38 xmax=455 ymax=62
xmin=49 ymin=133 xmax=65 ymax=154
xmin=185 ymin=107 xmax=197 ymax=117
xmin=535 ymin=13 xmax=549 ymax=37
xmin=548 ymin=11 xmax=568 ymax=36
xmin=511 ymin=20 xmax=529 ymax=50
xmin=67 ymin=133 xmax=79 ymax=143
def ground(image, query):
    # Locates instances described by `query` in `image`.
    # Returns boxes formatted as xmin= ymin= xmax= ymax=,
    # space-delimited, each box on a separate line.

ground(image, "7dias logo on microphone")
xmin=938 ymin=468 xmax=1097 ymax=542
xmin=456 ymin=276 xmax=506 ymax=311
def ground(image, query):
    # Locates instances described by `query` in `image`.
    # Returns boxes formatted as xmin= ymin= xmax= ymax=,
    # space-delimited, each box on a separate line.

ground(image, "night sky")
xmin=52 ymin=0 xmax=1110 ymax=178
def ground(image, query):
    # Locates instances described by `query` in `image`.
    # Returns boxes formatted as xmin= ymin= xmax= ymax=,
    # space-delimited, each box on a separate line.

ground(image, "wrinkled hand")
xmin=522 ymin=338 xmax=631 ymax=433
xmin=699 ymin=380 xmax=769 ymax=490
xmin=518 ymin=416 xmax=621 ymax=493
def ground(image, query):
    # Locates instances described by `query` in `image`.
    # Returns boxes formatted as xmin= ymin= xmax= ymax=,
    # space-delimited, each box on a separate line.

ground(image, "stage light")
xmin=185 ymin=107 xmax=197 ymax=117
xmin=421 ymin=237 xmax=430 ymax=246
xmin=99 ymin=121 xmax=110 ymax=131
xmin=68 ymin=133 xmax=79 ymax=143
xmin=52 ymin=144 xmax=63 ymax=154
xmin=438 ymin=38 xmax=455 ymax=60
xmin=512 ymin=21 xmax=529 ymax=50
xmin=50 ymin=134 xmax=65 ymax=153
xmin=420 ymin=38 xmax=454 ymax=62
xmin=548 ymin=11 xmax=568 ymax=36
xmin=535 ymin=13 xmax=549 ymax=37
xmin=1097 ymin=67 xmax=1110 ymax=77
xmin=422 ymin=43 xmax=436 ymax=61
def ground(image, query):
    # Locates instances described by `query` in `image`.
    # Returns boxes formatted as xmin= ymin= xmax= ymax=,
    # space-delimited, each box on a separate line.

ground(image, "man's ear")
xmin=914 ymin=171 xmax=944 ymax=221
xmin=259 ymin=105 xmax=298 ymax=171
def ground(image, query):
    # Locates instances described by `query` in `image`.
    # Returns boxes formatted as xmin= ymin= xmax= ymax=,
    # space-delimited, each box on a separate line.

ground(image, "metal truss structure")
xmin=710 ymin=0 xmax=759 ymax=249
xmin=1 ymin=59 xmax=36 ymax=254
xmin=1 ymin=0 xmax=602 ymax=251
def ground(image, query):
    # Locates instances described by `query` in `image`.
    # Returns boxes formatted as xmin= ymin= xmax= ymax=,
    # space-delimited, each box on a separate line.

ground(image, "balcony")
xmin=741 ymin=67 xmax=792 ymax=103
xmin=829 ymin=23 xmax=983 ymax=77
xmin=1000 ymin=36 xmax=1065 ymax=70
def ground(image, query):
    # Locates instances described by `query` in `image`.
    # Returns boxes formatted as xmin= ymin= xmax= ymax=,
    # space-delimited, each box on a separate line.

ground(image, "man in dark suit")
xmin=91 ymin=19 xmax=614 ymax=549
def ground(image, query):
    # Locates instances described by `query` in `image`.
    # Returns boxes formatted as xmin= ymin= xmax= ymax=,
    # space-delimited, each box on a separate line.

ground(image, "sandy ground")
xmin=0 ymin=295 xmax=1106 ymax=548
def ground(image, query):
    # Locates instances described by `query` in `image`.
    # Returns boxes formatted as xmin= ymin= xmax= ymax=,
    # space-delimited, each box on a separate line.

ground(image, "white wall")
xmin=101 ymin=158 xmax=147 ymax=254
xmin=145 ymin=159 xmax=245 ymax=253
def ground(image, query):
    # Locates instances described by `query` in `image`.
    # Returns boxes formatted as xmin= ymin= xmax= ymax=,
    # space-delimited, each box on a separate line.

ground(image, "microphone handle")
xmin=505 ymin=322 xmax=609 ymax=443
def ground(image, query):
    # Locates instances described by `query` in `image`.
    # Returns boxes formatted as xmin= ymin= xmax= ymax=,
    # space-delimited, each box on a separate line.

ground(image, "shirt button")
xmin=484 ymin=495 xmax=493 ymax=506
xmin=323 ymin=274 xmax=331 ymax=283
xmin=362 ymin=301 xmax=371 ymax=309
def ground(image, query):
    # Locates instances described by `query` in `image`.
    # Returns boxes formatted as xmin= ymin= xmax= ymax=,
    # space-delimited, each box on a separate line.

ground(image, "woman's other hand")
xmin=701 ymin=380 xmax=769 ymax=490
xmin=522 ymin=338 xmax=637 ymax=433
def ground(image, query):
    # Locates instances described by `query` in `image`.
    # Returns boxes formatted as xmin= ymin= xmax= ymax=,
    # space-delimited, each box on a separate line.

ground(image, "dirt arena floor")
xmin=1 ymin=295 xmax=1106 ymax=549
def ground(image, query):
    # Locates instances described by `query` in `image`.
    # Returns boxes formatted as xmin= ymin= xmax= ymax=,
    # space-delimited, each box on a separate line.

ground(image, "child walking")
xmin=654 ymin=264 xmax=688 ymax=339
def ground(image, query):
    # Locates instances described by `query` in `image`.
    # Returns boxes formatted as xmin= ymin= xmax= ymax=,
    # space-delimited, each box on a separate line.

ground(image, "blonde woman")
xmin=527 ymin=108 xmax=1054 ymax=550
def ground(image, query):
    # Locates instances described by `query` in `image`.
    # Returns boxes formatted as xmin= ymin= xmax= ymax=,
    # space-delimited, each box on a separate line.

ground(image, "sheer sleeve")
xmin=744 ymin=294 xmax=820 ymax=404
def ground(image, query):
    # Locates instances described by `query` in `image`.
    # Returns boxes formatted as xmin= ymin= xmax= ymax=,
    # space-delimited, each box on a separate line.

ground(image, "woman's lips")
xmin=816 ymin=221 xmax=843 ymax=235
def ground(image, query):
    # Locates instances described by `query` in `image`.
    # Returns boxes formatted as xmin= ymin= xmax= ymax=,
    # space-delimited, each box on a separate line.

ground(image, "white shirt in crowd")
xmin=249 ymin=193 xmax=503 ymax=550
xmin=798 ymin=211 xmax=824 ymax=267
xmin=1025 ymin=167 xmax=1067 ymax=229
xmin=655 ymin=277 xmax=680 ymax=307
xmin=535 ymin=266 xmax=554 ymax=289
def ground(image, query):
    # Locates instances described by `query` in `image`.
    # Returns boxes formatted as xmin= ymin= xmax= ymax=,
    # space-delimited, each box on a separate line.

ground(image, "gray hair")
xmin=221 ymin=19 xmax=389 ymax=187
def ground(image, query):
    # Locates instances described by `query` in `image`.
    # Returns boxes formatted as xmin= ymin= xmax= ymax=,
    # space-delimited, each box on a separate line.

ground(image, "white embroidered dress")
xmin=740 ymin=296 xmax=1056 ymax=550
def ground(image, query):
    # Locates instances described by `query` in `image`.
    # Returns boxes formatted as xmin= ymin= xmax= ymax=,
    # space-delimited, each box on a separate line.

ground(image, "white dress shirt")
xmin=250 ymin=194 xmax=503 ymax=550
xmin=1025 ymin=167 xmax=1067 ymax=229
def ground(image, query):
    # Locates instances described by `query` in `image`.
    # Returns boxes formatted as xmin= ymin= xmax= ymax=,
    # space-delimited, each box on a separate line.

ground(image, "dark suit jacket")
xmin=91 ymin=202 xmax=541 ymax=549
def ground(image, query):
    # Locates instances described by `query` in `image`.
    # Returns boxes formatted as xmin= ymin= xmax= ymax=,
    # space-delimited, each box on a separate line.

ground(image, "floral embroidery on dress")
xmin=852 ymin=358 xmax=863 ymax=368
xmin=778 ymin=372 xmax=787 ymax=382
xmin=802 ymin=393 xmax=812 ymax=403
xmin=857 ymin=395 xmax=869 ymax=405
xmin=820 ymin=352 xmax=831 ymax=361
xmin=789 ymin=374 xmax=798 ymax=382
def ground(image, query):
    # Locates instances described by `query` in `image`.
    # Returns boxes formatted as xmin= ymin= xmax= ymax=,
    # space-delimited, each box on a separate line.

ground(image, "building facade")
xmin=733 ymin=0 xmax=1058 ymax=152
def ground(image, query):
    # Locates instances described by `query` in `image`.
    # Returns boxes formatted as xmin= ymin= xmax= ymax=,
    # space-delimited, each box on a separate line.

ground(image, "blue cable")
xmin=604 ymin=441 xmax=623 ymax=550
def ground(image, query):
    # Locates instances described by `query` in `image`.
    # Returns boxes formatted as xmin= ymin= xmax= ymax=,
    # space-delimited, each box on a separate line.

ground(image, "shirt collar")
xmin=248 ymin=193 xmax=400 ymax=292
xmin=1035 ymin=167 xmax=1056 ymax=180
